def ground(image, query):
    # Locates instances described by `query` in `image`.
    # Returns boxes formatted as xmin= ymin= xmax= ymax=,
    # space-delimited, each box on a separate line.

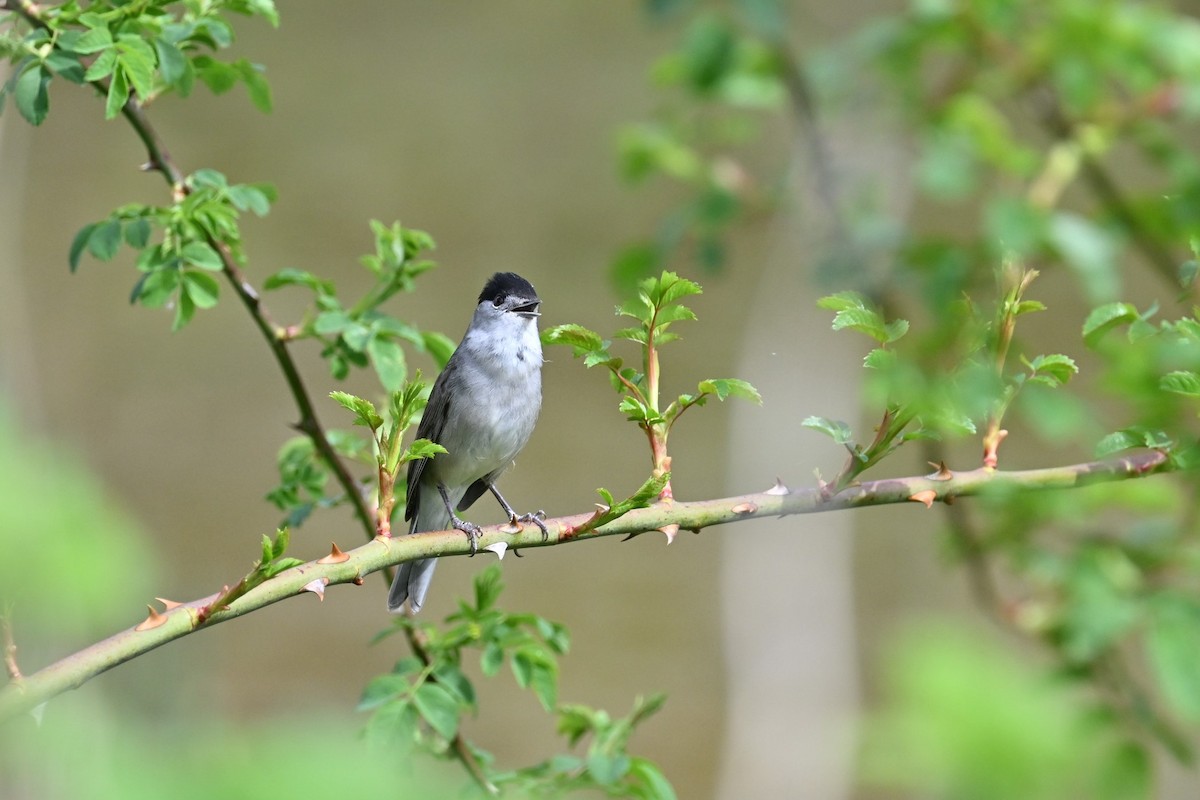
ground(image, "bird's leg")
xmin=438 ymin=483 xmax=483 ymax=555
xmin=489 ymin=484 xmax=549 ymax=541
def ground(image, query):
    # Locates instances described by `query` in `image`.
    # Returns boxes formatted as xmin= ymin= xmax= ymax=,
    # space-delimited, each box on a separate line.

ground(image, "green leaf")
xmin=697 ymin=378 xmax=762 ymax=404
xmin=87 ymin=220 xmax=123 ymax=261
xmin=227 ymin=184 xmax=273 ymax=215
xmin=329 ymin=391 xmax=383 ymax=429
xmin=69 ymin=223 xmax=97 ymax=272
xmin=412 ymin=683 xmax=460 ymax=741
xmin=172 ymin=290 xmax=196 ymax=331
xmin=116 ymin=35 xmax=157 ymax=100
xmin=420 ymin=331 xmax=456 ymax=368
xmin=864 ymin=348 xmax=895 ymax=370
xmin=263 ymin=268 xmax=331 ymax=293
xmin=543 ymin=323 xmax=606 ymax=355
xmin=357 ymin=673 xmax=409 ymax=712
xmin=1147 ymin=598 xmax=1200 ymax=722
xmin=105 ymin=67 xmax=129 ymax=119
xmin=183 ymin=271 xmax=220 ymax=309
xmin=179 ymin=241 xmax=223 ymax=271
xmin=367 ymin=337 xmax=407 ymax=392
xmin=84 ymin=48 xmax=118 ymax=81
xmin=14 ymin=64 xmax=49 ymax=126
xmin=474 ymin=564 xmax=503 ymax=611
xmin=628 ymin=758 xmax=678 ymax=800
xmin=193 ymin=56 xmax=239 ymax=94
xmin=234 ymin=59 xmax=272 ymax=112
xmin=587 ymin=752 xmax=631 ymax=786
xmin=1026 ymin=354 xmax=1078 ymax=386
xmin=1082 ymin=302 xmax=1140 ymax=346
xmin=313 ymin=311 xmax=351 ymax=336
xmin=153 ymin=38 xmax=188 ymax=88
xmin=123 ymin=218 xmax=152 ymax=249
xmin=481 ymin=642 xmax=504 ymax=676
xmin=802 ymin=416 xmax=853 ymax=445
xmin=363 ymin=699 xmax=419 ymax=749
xmin=403 ymin=439 xmax=447 ymax=461
xmin=72 ymin=27 xmax=114 ymax=54
xmin=1160 ymin=370 xmax=1200 ymax=398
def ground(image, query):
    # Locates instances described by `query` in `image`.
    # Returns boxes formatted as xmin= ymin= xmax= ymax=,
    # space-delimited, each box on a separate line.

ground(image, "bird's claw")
xmin=510 ymin=510 xmax=549 ymax=541
xmin=451 ymin=517 xmax=484 ymax=555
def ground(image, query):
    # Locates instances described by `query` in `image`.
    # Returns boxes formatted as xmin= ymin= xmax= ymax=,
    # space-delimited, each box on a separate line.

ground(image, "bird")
xmin=388 ymin=272 xmax=547 ymax=613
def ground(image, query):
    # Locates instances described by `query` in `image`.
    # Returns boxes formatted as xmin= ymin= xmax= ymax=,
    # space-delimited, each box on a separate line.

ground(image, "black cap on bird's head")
xmin=478 ymin=272 xmax=539 ymax=308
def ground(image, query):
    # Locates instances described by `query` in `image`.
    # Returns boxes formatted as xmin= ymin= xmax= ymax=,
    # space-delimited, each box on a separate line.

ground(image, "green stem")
xmin=0 ymin=448 xmax=1172 ymax=723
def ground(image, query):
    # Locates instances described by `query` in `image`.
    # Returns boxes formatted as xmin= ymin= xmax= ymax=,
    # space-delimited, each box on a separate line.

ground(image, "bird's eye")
xmin=492 ymin=295 xmax=505 ymax=308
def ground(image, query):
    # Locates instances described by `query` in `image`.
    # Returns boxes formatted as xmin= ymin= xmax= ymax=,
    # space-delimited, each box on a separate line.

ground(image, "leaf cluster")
xmin=266 ymin=221 xmax=454 ymax=390
xmin=1 ymin=0 xmax=277 ymax=125
xmin=545 ymin=271 xmax=759 ymax=435
xmin=359 ymin=566 xmax=674 ymax=797
xmin=69 ymin=168 xmax=275 ymax=330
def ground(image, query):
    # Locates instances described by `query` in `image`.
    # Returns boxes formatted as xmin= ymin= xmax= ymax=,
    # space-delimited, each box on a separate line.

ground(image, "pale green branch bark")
xmin=0 ymin=448 xmax=1171 ymax=723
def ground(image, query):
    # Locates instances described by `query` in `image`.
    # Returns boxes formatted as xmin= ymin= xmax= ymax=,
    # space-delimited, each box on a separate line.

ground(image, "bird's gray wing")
xmin=457 ymin=478 xmax=490 ymax=512
xmin=404 ymin=358 xmax=457 ymax=524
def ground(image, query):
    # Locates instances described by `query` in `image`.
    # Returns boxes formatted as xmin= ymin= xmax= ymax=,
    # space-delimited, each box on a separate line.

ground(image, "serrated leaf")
xmin=84 ymin=48 xmax=117 ymax=81
xmin=1160 ymin=370 xmax=1200 ymax=398
xmin=1014 ymin=300 xmax=1047 ymax=316
xmin=412 ymin=683 xmax=461 ymax=740
xmin=329 ymin=391 xmax=382 ymax=429
xmin=313 ymin=311 xmax=351 ymax=336
xmin=69 ymin=223 xmax=97 ymax=272
xmin=628 ymin=758 xmax=678 ymax=800
xmin=263 ymin=557 xmax=302 ymax=578
xmin=1082 ymin=302 xmax=1139 ymax=346
xmin=153 ymin=37 xmax=187 ymax=86
xmin=830 ymin=307 xmax=890 ymax=342
xmin=481 ymin=642 xmax=504 ymax=676
xmin=864 ymin=348 xmax=895 ymax=370
xmin=802 ymin=416 xmax=853 ymax=444
xmin=183 ymin=271 xmax=220 ymax=308
xmin=105 ymin=67 xmax=129 ymax=119
xmin=543 ymin=323 xmax=605 ymax=354
xmin=260 ymin=533 xmax=273 ymax=565
xmin=15 ymin=64 xmax=49 ymax=126
xmin=357 ymin=673 xmax=410 ymax=712
xmin=87 ymin=220 xmax=123 ymax=261
xmin=116 ymin=35 xmax=156 ymax=100
xmin=697 ymin=378 xmax=762 ymax=404
xmin=653 ymin=271 xmax=702 ymax=306
xmin=367 ymin=337 xmax=407 ymax=391
xmin=816 ymin=291 xmax=868 ymax=312
xmin=271 ymin=526 xmax=290 ymax=558
xmin=1026 ymin=354 xmax=1078 ymax=386
xmin=72 ymin=27 xmax=114 ymax=54
xmin=123 ymin=217 xmax=152 ymax=249
xmin=474 ymin=564 xmax=503 ymax=611
xmin=530 ymin=661 xmax=558 ymax=712
xmin=180 ymin=241 xmax=223 ymax=271
xmin=172 ymin=290 xmax=196 ymax=331
xmin=404 ymin=439 xmax=447 ymax=461
xmin=263 ymin=268 xmax=333 ymax=294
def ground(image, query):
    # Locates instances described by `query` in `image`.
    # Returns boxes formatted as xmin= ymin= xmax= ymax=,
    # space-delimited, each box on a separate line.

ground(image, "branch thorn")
xmin=658 ymin=524 xmax=680 ymax=544
xmin=135 ymin=604 xmax=168 ymax=631
xmin=302 ymin=578 xmax=329 ymax=600
xmin=484 ymin=541 xmax=508 ymax=560
xmin=926 ymin=462 xmax=954 ymax=481
xmin=155 ymin=597 xmax=183 ymax=610
xmin=909 ymin=490 xmax=937 ymax=509
xmin=731 ymin=502 xmax=758 ymax=515
xmin=764 ymin=478 xmax=791 ymax=496
xmin=317 ymin=542 xmax=350 ymax=564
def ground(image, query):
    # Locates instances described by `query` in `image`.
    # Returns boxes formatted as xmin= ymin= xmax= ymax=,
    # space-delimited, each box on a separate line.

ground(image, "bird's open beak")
xmin=514 ymin=301 xmax=541 ymax=317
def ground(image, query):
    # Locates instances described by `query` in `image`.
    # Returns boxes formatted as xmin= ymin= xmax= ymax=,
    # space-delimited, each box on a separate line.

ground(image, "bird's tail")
xmin=387 ymin=486 xmax=452 ymax=614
